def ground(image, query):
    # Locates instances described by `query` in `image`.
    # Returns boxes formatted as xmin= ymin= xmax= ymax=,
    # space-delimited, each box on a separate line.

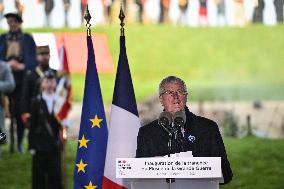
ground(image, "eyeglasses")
xmin=161 ymin=89 xmax=187 ymax=97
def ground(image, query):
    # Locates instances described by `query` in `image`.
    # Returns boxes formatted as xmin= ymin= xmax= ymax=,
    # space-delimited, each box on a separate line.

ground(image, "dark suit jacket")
xmin=29 ymin=95 xmax=62 ymax=152
xmin=136 ymin=107 xmax=233 ymax=184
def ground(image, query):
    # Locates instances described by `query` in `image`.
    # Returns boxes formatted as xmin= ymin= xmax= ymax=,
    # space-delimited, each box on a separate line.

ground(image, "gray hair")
xmin=159 ymin=76 xmax=188 ymax=96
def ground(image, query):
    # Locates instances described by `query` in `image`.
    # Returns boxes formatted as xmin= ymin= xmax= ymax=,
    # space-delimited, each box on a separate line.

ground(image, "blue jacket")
xmin=0 ymin=31 xmax=37 ymax=95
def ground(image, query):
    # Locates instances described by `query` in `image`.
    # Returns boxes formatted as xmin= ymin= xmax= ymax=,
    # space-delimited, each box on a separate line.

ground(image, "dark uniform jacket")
xmin=0 ymin=30 xmax=37 ymax=97
xmin=29 ymin=95 xmax=62 ymax=152
xmin=136 ymin=107 xmax=233 ymax=184
xmin=21 ymin=67 xmax=56 ymax=114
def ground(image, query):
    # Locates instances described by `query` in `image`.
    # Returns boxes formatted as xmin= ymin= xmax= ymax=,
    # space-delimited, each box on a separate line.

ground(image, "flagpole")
xmin=119 ymin=5 xmax=125 ymax=36
xmin=67 ymin=5 xmax=92 ymax=189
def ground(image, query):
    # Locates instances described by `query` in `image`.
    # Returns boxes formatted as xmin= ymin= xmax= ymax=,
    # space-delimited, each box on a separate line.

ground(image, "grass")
xmin=0 ymin=137 xmax=283 ymax=189
xmin=1 ymin=25 xmax=284 ymax=103
xmin=70 ymin=25 xmax=284 ymax=103
xmin=221 ymin=137 xmax=284 ymax=189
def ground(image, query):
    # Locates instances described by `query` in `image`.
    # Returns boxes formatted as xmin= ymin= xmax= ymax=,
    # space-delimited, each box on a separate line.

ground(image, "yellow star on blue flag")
xmin=79 ymin=135 xmax=90 ymax=148
xmin=90 ymin=115 xmax=103 ymax=128
xmin=84 ymin=181 xmax=97 ymax=189
xmin=76 ymin=159 xmax=88 ymax=173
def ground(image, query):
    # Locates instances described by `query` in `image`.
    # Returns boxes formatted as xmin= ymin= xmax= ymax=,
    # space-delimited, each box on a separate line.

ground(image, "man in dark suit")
xmin=136 ymin=76 xmax=233 ymax=184
xmin=29 ymin=71 xmax=63 ymax=189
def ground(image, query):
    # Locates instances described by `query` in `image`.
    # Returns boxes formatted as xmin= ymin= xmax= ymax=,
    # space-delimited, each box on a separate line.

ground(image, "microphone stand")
xmin=166 ymin=123 xmax=175 ymax=189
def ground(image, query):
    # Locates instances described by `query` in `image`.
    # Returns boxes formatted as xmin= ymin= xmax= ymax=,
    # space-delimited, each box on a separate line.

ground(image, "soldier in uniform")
xmin=21 ymin=45 xmax=56 ymax=126
xmin=0 ymin=13 xmax=37 ymax=153
xmin=29 ymin=71 xmax=63 ymax=189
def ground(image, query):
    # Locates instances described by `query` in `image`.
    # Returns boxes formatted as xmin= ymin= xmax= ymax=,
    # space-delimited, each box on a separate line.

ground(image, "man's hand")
xmin=8 ymin=60 xmax=25 ymax=71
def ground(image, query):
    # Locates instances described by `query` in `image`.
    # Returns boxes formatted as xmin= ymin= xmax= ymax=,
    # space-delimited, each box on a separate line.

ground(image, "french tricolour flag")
xmin=54 ymin=41 xmax=72 ymax=121
xmin=103 ymin=36 xmax=141 ymax=189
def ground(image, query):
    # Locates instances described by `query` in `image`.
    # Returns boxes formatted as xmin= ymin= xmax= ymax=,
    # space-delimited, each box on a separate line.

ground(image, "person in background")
xmin=29 ymin=71 xmax=63 ymax=189
xmin=39 ymin=0 xmax=54 ymax=27
xmin=21 ymin=45 xmax=56 ymax=127
xmin=136 ymin=76 xmax=233 ymax=184
xmin=63 ymin=0 xmax=71 ymax=27
xmin=233 ymin=0 xmax=246 ymax=26
xmin=177 ymin=0 xmax=188 ymax=25
xmin=135 ymin=0 xmax=145 ymax=23
xmin=15 ymin=0 xmax=24 ymax=16
xmin=0 ymin=61 xmax=15 ymax=156
xmin=252 ymin=0 xmax=265 ymax=24
xmin=215 ymin=0 xmax=226 ymax=26
xmin=159 ymin=0 xmax=171 ymax=23
xmin=0 ymin=13 xmax=37 ymax=153
xmin=103 ymin=0 xmax=113 ymax=24
xmin=274 ymin=0 xmax=284 ymax=23
xmin=0 ymin=0 xmax=4 ymax=22
xmin=199 ymin=0 xmax=208 ymax=26
xmin=37 ymin=0 xmax=54 ymax=26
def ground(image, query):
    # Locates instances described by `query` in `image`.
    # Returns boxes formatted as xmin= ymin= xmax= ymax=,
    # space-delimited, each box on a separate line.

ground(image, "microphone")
xmin=173 ymin=111 xmax=186 ymax=146
xmin=173 ymin=111 xmax=186 ymax=127
xmin=158 ymin=111 xmax=173 ymax=136
xmin=0 ymin=133 xmax=6 ymax=143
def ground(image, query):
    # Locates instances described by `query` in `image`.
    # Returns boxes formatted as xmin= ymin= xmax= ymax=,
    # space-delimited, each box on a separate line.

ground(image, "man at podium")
xmin=136 ymin=76 xmax=233 ymax=184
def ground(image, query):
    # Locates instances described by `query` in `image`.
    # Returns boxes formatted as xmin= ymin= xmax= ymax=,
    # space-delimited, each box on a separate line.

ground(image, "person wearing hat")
xmin=0 ymin=12 xmax=37 ymax=153
xmin=29 ymin=70 xmax=63 ymax=189
xmin=21 ymin=45 xmax=56 ymax=127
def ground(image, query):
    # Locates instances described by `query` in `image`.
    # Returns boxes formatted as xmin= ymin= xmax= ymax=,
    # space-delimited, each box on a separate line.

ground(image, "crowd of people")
xmin=0 ymin=0 xmax=283 ymax=27
xmin=0 ymin=13 xmax=67 ymax=189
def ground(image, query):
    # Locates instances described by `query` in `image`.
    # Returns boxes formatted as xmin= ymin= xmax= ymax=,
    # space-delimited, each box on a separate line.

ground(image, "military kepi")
xmin=36 ymin=45 xmax=50 ymax=54
xmin=4 ymin=12 xmax=23 ymax=23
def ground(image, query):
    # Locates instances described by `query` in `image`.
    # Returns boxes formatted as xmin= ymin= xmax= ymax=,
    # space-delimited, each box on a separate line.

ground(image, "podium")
xmin=131 ymin=178 xmax=219 ymax=189
xmin=116 ymin=157 xmax=222 ymax=189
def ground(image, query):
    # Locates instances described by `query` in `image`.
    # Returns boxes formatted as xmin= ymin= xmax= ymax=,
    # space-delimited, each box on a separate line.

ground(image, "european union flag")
xmin=73 ymin=36 xmax=108 ymax=189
